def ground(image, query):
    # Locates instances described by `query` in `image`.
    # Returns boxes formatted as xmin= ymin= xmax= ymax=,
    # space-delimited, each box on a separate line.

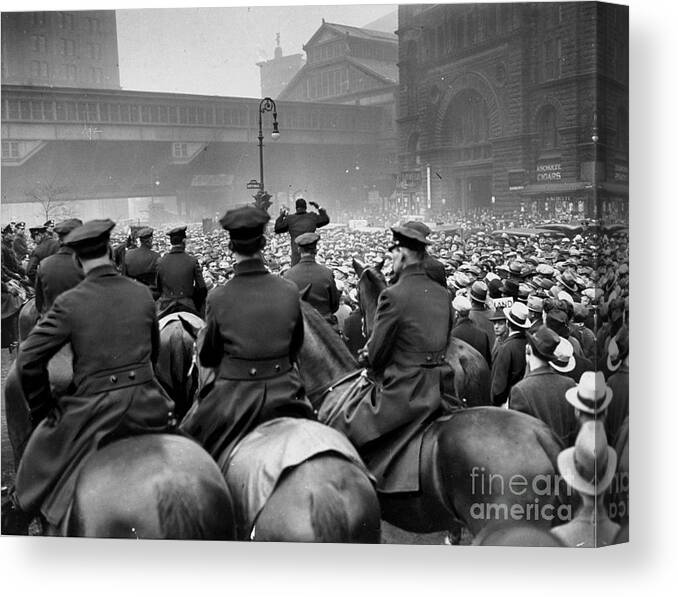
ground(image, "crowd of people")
xmin=1 ymin=198 xmax=629 ymax=545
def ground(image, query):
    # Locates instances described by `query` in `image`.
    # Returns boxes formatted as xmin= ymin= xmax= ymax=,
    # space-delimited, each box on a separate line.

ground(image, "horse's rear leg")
xmin=253 ymin=456 xmax=380 ymax=543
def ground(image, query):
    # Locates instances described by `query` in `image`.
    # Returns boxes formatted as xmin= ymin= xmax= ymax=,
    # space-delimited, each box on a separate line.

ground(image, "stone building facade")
xmin=395 ymin=2 xmax=628 ymax=221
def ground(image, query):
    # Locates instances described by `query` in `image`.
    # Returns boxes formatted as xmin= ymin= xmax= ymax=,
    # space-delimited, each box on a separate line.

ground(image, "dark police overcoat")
xmin=35 ymin=247 xmax=85 ymax=313
xmin=490 ymin=332 xmax=527 ymax=406
xmin=327 ymin=263 xmax=452 ymax=492
xmin=26 ymin=237 xmax=59 ymax=285
xmin=180 ymin=257 xmax=315 ymax=461
xmin=14 ymin=264 xmax=174 ymax=525
xmin=284 ymin=255 xmax=339 ymax=320
xmin=123 ymin=245 xmax=160 ymax=296
xmin=155 ymin=246 xmax=207 ymax=317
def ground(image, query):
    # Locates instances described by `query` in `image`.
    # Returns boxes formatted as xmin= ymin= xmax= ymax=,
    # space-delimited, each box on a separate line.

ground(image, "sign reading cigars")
xmin=536 ymin=161 xmax=562 ymax=182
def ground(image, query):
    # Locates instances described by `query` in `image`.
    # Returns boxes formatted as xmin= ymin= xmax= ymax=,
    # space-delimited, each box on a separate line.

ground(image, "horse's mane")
xmin=300 ymin=301 xmax=357 ymax=370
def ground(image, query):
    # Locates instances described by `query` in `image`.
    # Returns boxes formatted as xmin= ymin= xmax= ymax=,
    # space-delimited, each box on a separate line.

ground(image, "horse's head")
xmin=353 ymin=258 xmax=386 ymax=338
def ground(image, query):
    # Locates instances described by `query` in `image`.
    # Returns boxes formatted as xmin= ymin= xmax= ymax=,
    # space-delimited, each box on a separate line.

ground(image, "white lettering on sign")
xmin=536 ymin=162 xmax=562 ymax=182
xmin=490 ymin=296 xmax=514 ymax=310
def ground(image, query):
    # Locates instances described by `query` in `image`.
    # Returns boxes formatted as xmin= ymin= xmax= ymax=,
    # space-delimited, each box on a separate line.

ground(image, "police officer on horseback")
xmin=327 ymin=222 xmax=453 ymax=493
xmin=180 ymin=205 xmax=315 ymax=462
xmin=283 ymin=232 xmax=340 ymax=328
xmin=155 ymin=226 xmax=207 ymax=318
xmin=123 ymin=226 xmax=160 ymax=298
xmin=26 ymin=225 xmax=59 ymax=286
xmin=2 ymin=219 xmax=175 ymax=535
xmin=34 ymin=218 xmax=85 ymax=314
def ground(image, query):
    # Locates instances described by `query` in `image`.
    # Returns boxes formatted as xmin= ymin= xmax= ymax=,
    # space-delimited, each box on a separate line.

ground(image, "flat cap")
xmin=53 ymin=218 xmax=83 ymax=237
xmin=295 ymin=232 xmax=320 ymax=247
xmin=219 ymin=206 xmax=270 ymax=240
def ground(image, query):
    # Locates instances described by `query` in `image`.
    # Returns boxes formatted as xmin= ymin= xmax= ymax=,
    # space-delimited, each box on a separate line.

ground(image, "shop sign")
xmin=508 ymin=170 xmax=526 ymax=190
xmin=398 ymin=170 xmax=422 ymax=189
xmin=536 ymin=161 xmax=562 ymax=182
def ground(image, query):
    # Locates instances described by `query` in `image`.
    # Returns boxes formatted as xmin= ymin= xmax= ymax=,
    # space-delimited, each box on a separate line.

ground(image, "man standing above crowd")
xmin=283 ymin=232 xmax=340 ymax=327
xmin=274 ymin=197 xmax=330 ymax=266
xmin=34 ymin=218 xmax=85 ymax=314
xmin=156 ymin=226 xmax=207 ymax=318
xmin=26 ymin=225 xmax=59 ymax=286
xmin=123 ymin=227 xmax=160 ymax=298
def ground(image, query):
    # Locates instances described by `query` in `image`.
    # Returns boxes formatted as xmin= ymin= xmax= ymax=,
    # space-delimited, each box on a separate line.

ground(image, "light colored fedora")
xmin=565 ymin=371 xmax=613 ymax=415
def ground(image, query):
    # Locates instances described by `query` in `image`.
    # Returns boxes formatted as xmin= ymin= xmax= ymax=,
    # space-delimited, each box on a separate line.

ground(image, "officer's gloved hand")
xmin=309 ymin=201 xmax=319 ymax=209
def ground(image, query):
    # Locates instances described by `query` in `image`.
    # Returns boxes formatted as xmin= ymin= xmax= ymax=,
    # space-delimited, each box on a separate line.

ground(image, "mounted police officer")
xmin=34 ymin=218 xmax=85 ymax=315
xmin=26 ymin=225 xmax=59 ymax=286
xmin=155 ymin=226 xmax=207 ymax=318
xmin=327 ymin=222 xmax=453 ymax=493
xmin=283 ymin=232 xmax=340 ymax=327
xmin=12 ymin=221 xmax=29 ymax=263
xmin=123 ymin=226 xmax=160 ymax=298
xmin=2 ymin=219 xmax=175 ymax=534
xmin=274 ymin=197 xmax=330 ymax=266
xmin=181 ymin=205 xmax=315 ymax=462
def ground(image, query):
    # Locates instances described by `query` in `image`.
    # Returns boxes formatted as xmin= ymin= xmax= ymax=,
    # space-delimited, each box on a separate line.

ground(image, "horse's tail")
xmin=309 ymin=480 xmax=351 ymax=543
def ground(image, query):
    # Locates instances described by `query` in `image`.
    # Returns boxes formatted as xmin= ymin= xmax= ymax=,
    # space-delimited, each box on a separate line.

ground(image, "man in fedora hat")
xmin=123 ymin=226 xmax=160 ymax=298
xmin=487 ymin=309 xmax=508 ymax=363
xmin=564 ymin=370 xmax=614 ymax=437
xmin=26 ymin=225 xmax=59 ymax=286
xmin=509 ymin=325 xmax=577 ymax=446
xmin=274 ymin=197 xmax=330 ymax=266
xmin=451 ymin=295 xmax=492 ymax=366
xmin=180 ymin=206 xmax=315 ymax=463
xmin=34 ymin=218 xmax=85 ymax=314
xmin=3 ymin=219 xmax=175 ymax=534
xmin=490 ymin=302 xmax=531 ymax=407
xmin=552 ymin=420 xmax=620 ymax=547
xmin=604 ymin=326 xmax=629 ymax=446
xmin=396 ymin=221 xmax=446 ymax=287
xmin=155 ymin=226 xmax=207 ymax=318
xmin=468 ymin=280 xmax=494 ymax=356
xmin=326 ymin=223 xmax=453 ymax=493
xmin=283 ymin=231 xmax=340 ymax=327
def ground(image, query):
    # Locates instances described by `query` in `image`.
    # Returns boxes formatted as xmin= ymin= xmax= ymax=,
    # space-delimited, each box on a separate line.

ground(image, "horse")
xmin=3 ymin=338 xmax=237 ymax=539
xmin=351 ymin=259 xmax=491 ymax=407
xmin=180 ymin=304 xmax=381 ymax=542
xmin=155 ymin=311 xmax=205 ymax=422
xmin=297 ymin=272 xmax=568 ymax=539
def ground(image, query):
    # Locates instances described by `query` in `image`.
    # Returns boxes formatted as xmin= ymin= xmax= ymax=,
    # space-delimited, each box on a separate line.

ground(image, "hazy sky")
xmin=116 ymin=3 xmax=397 ymax=98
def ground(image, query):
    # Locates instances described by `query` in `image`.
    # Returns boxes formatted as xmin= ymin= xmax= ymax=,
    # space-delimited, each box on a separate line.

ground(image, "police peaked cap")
xmin=63 ymin=219 xmax=115 ymax=256
xmin=54 ymin=218 xmax=83 ymax=237
xmin=167 ymin=225 xmax=187 ymax=240
xmin=295 ymin=232 xmax=320 ymax=247
xmin=219 ymin=206 xmax=270 ymax=240
xmin=137 ymin=227 xmax=154 ymax=239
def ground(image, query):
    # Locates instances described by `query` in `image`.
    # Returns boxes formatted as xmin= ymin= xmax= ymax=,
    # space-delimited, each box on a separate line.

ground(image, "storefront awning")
xmin=521 ymin=181 xmax=591 ymax=196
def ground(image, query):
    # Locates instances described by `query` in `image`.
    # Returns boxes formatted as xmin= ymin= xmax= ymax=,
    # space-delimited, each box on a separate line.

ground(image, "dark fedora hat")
xmin=470 ymin=280 xmax=488 ymax=303
xmin=526 ymin=325 xmax=560 ymax=362
xmin=389 ymin=221 xmax=432 ymax=251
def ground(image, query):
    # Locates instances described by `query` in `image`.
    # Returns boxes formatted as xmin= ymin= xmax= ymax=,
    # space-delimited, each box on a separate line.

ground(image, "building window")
xmin=60 ymin=38 xmax=76 ymax=57
xmin=173 ymin=143 xmax=188 ymax=158
xmin=57 ymin=12 xmax=75 ymax=30
xmin=30 ymin=12 xmax=46 ymax=27
xmin=537 ymin=105 xmax=559 ymax=150
xmin=2 ymin=141 xmax=20 ymax=158
xmin=30 ymin=60 xmax=49 ymax=78
xmin=90 ymin=67 xmax=103 ymax=84
xmin=444 ymin=90 xmax=490 ymax=146
xmin=617 ymin=107 xmax=628 ymax=151
xmin=30 ymin=35 xmax=47 ymax=53
xmin=542 ymin=38 xmax=562 ymax=81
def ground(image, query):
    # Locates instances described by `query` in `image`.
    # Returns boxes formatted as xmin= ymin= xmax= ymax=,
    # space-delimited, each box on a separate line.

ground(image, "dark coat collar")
xmin=298 ymin=255 xmax=316 ymax=264
xmin=234 ymin=257 xmax=268 ymax=276
xmin=524 ymin=365 xmax=556 ymax=378
xmin=56 ymin=245 xmax=75 ymax=256
xmin=169 ymin=245 xmax=185 ymax=254
xmin=397 ymin=263 xmax=426 ymax=281
xmin=86 ymin=264 xmax=119 ymax=279
xmin=295 ymin=207 xmax=308 ymax=215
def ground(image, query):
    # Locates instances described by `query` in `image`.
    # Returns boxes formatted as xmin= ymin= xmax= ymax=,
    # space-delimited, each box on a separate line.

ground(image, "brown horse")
xmin=4 ymin=342 xmax=237 ymax=539
xmin=182 ymin=316 xmax=381 ymax=542
xmin=297 ymin=286 xmax=569 ymax=538
xmin=351 ymin=259 xmax=491 ymax=407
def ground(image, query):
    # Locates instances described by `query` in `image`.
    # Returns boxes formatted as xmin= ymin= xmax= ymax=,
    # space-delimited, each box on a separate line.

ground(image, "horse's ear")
xmin=376 ymin=259 xmax=385 ymax=272
xmin=352 ymin=258 xmax=364 ymax=278
xmin=300 ymin=284 xmax=312 ymax=302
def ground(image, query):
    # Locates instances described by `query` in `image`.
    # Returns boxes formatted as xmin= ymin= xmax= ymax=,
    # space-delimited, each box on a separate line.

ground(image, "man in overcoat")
xmin=12 ymin=222 xmax=29 ymax=263
xmin=26 ymin=226 xmax=59 ymax=285
xmin=490 ymin=302 xmax=531 ymax=406
xmin=34 ymin=218 xmax=85 ymax=314
xmin=509 ymin=325 xmax=577 ymax=447
xmin=450 ymin=295 xmax=492 ymax=366
xmin=180 ymin=206 xmax=315 ymax=462
xmin=123 ymin=227 xmax=160 ymax=298
xmin=327 ymin=223 xmax=453 ymax=493
xmin=155 ymin=226 xmax=207 ymax=318
xmin=2 ymin=219 xmax=175 ymax=534
xmin=283 ymin=232 xmax=339 ymax=325
xmin=274 ymin=198 xmax=330 ymax=266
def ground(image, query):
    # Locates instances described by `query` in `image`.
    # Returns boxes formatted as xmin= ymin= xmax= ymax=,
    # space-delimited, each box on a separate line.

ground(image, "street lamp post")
xmin=257 ymin=97 xmax=280 ymax=193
